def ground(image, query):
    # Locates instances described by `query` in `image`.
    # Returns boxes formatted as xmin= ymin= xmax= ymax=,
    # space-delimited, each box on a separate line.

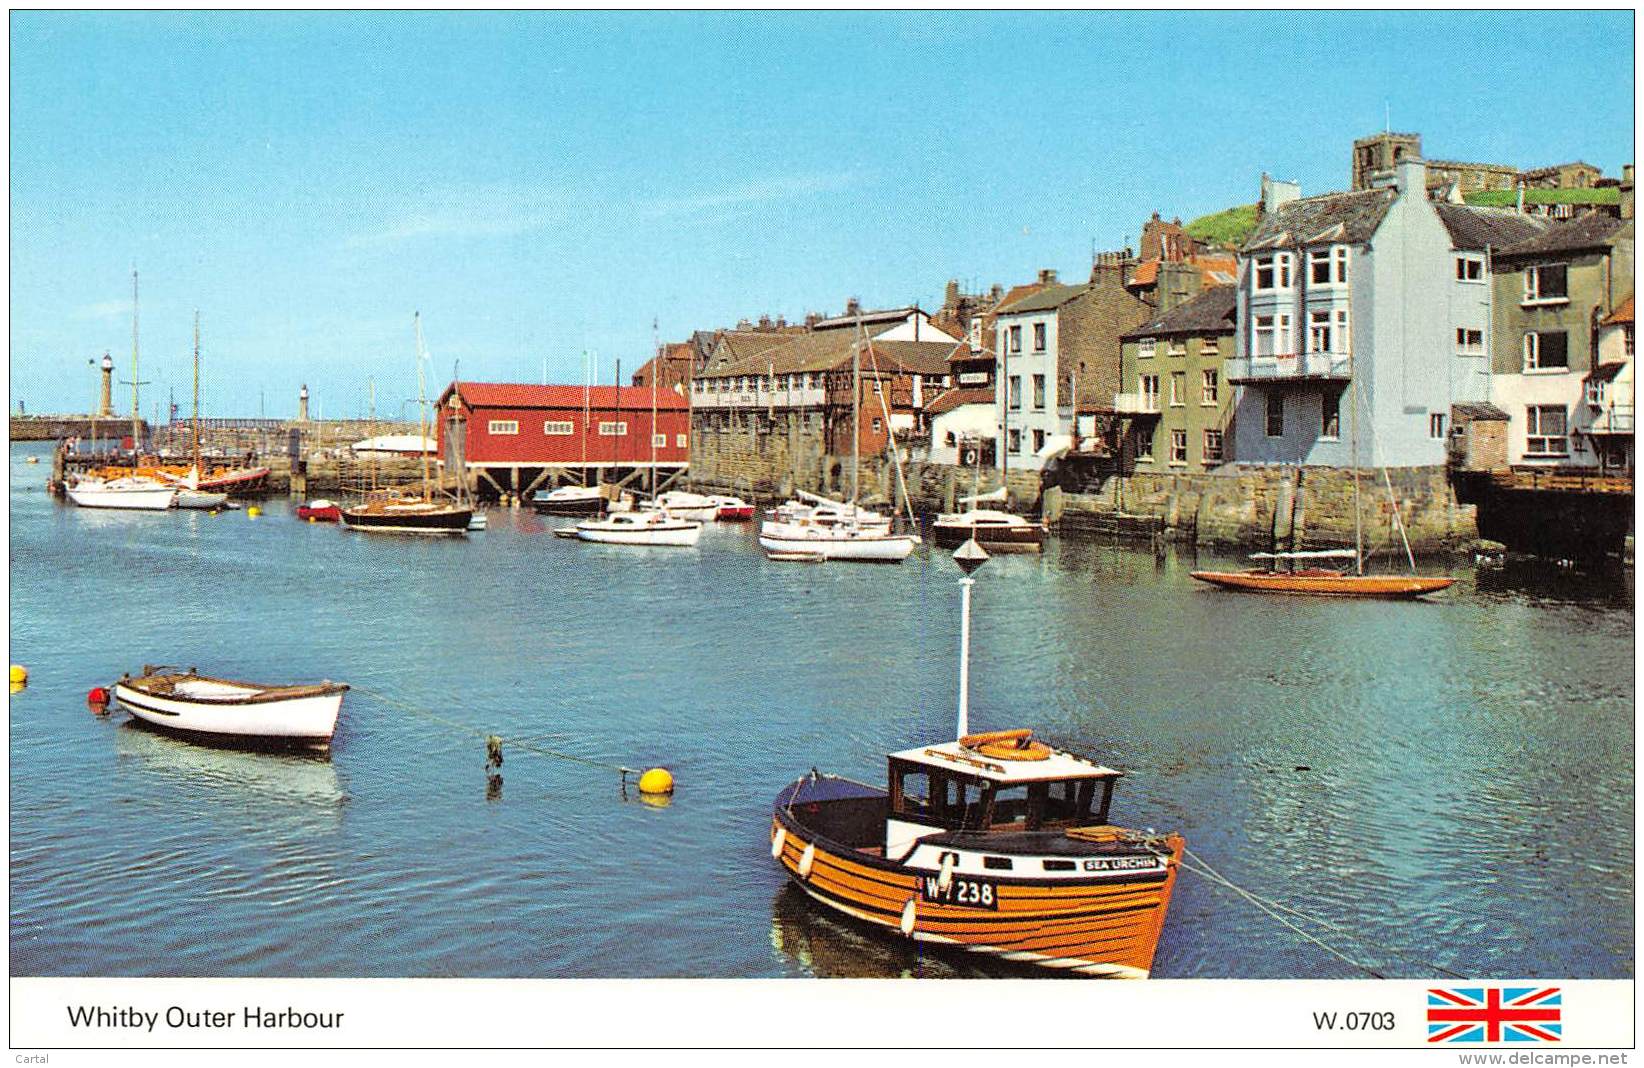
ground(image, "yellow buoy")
xmin=9 ymin=665 xmax=27 ymax=685
xmin=308 ymin=516 xmax=316 ymax=523
xmin=637 ymin=767 xmax=674 ymax=795
xmin=247 ymin=506 xmax=261 ymax=518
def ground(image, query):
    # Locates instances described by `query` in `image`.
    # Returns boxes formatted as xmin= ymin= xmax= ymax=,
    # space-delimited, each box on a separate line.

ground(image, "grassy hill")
xmin=1184 ymin=203 xmax=1260 ymax=250
xmin=1463 ymin=187 xmax=1620 ymax=208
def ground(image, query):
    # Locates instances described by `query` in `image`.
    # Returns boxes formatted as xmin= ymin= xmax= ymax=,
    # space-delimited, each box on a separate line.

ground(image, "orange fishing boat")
xmin=771 ymin=539 xmax=1184 ymax=977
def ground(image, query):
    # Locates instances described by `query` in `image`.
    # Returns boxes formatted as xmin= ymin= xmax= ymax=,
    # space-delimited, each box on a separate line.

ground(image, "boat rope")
xmin=1179 ymin=847 xmax=1467 ymax=980
xmin=351 ymin=683 xmax=640 ymax=782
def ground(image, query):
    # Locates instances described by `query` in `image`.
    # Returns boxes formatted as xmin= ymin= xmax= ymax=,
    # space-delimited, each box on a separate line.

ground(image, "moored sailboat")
xmin=772 ymin=538 xmax=1183 ymax=977
xmin=931 ymin=487 xmax=1046 ymax=551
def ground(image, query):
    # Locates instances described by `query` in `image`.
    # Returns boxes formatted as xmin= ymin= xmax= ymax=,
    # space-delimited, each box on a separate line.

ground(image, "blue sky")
xmin=10 ymin=10 xmax=1635 ymax=419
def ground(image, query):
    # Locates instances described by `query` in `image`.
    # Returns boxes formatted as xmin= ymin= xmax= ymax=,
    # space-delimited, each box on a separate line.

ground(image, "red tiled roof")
xmin=1129 ymin=260 xmax=1160 ymax=287
xmin=1602 ymin=296 xmax=1634 ymax=326
xmin=440 ymin=381 xmax=689 ymax=411
xmin=924 ymin=387 xmax=994 ymax=417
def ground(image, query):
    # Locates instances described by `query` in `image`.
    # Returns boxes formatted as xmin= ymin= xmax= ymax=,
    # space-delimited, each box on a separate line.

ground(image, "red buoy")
xmin=87 ymin=686 xmax=110 ymax=711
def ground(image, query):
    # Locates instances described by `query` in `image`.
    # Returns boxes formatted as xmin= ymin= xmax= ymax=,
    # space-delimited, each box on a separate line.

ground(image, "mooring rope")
xmin=352 ymin=683 xmax=640 ymax=781
xmin=1180 ymin=847 xmax=1468 ymax=980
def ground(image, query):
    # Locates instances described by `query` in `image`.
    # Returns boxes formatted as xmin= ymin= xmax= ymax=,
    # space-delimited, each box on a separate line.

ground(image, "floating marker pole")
xmin=952 ymin=538 xmax=990 ymax=741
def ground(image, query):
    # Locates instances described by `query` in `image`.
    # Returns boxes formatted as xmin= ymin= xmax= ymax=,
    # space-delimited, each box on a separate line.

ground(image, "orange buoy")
xmin=87 ymin=686 xmax=110 ymax=705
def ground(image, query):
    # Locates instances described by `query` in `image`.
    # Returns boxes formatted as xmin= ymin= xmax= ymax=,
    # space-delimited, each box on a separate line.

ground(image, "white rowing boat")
xmin=112 ymin=667 xmax=349 ymax=747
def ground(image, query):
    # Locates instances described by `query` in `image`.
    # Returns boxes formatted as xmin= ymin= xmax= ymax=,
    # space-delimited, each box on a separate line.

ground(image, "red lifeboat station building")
xmin=435 ymin=381 xmax=690 ymax=500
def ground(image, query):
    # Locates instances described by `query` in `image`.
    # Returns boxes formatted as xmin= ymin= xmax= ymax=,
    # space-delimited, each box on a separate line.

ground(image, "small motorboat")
xmin=644 ymin=490 xmax=718 ymax=522
xmin=773 ymin=540 xmax=1183 ymax=977
xmin=710 ymin=495 xmax=756 ymax=522
xmin=112 ymin=666 xmax=349 ymax=748
xmin=174 ymin=487 xmax=230 ymax=510
xmin=575 ymin=509 xmax=702 ymax=547
xmin=296 ymin=499 xmax=343 ymax=522
xmin=758 ymin=518 xmax=916 ymax=562
xmin=66 ymin=476 xmax=178 ymax=511
xmin=930 ymin=509 xmax=1047 ymax=552
xmin=531 ymin=485 xmax=605 ymax=516
xmin=467 ymin=511 xmax=489 ymax=531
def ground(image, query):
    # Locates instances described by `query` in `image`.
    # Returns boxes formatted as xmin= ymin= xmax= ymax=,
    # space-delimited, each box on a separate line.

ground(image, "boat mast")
xmin=1350 ymin=383 xmax=1363 ymax=575
xmin=851 ymin=310 xmax=862 ymax=508
xmin=130 ymin=269 xmax=141 ymax=471
xmin=192 ymin=311 xmax=201 ymax=481
xmin=953 ymin=539 xmax=989 ymax=740
xmin=650 ymin=317 xmax=659 ymax=499
xmin=415 ymin=312 xmax=431 ymax=501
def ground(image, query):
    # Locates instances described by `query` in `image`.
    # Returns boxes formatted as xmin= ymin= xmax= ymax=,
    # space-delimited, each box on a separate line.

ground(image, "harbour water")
xmin=9 ymin=441 xmax=1634 ymax=979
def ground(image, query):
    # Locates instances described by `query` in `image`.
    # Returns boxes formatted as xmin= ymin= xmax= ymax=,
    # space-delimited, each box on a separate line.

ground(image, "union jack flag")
xmin=1427 ymin=987 xmax=1562 ymax=1044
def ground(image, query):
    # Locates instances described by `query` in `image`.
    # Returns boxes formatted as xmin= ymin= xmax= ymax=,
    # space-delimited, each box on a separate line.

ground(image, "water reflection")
xmin=113 ymin=720 xmax=346 ymax=818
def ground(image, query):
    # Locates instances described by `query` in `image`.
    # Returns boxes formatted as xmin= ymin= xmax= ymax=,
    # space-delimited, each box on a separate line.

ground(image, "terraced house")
xmin=1115 ymin=285 xmax=1236 ymax=473
xmin=1486 ymin=211 xmax=1635 ymax=470
xmin=1230 ymin=158 xmax=1501 ymax=468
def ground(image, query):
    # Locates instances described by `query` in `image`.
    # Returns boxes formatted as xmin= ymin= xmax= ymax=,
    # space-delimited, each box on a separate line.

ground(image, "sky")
xmin=9 ymin=10 xmax=1636 ymax=420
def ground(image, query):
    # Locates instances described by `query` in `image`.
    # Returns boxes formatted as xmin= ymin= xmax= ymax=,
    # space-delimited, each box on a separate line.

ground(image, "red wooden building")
xmin=435 ymin=381 xmax=690 ymax=499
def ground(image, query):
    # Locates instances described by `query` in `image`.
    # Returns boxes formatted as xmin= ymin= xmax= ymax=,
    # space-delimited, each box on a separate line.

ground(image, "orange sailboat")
xmin=771 ymin=539 xmax=1184 ymax=977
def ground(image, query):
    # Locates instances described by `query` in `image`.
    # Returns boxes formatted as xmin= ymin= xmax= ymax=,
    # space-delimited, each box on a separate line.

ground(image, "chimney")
xmin=989 ymin=283 xmax=1004 ymax=302
xmin=845 ymin=297 xmax=861 ymax=317
xmin=943 ymin=280 xmax=960 ymax=310
xmin=1393 ymin=155 xmax=1427 ymax=196
xmin=298 ymin=384 xmax=310 ymax=423
xmin=758 ymin=314 xmax=771 ymax=329
xmin=1037 ymin=268 xmax=1058 ymax=285
xmin=1261 ymin=172 xmax=1301 ymax=214
xmin=804 ymin=311 xmax=820 ymax=329
xmin=775 ymin=315 xmax=787 ymax=328
xmin=1621 ymin=164 xmax=1635 ymax=221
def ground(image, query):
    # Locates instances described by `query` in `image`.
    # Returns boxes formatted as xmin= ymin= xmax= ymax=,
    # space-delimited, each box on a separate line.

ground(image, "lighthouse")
xmin=298 ymin=384 xmax=310 ymax=423
xmin=97 ymin=352 xmax=114 ymax=417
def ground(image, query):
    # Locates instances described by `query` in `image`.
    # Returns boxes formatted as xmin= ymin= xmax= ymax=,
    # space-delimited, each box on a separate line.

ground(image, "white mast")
xmin=953 ymin=538 xmax=989 ymax=740
xmin=414 ymin=312 xmax=431 ymax=500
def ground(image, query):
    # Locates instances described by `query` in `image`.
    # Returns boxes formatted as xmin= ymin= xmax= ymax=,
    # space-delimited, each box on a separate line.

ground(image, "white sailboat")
xmin=68 ymin=269 xmax=178 ymax=512
xmin=170 ymin=313 xmax=229 ymax=510
xmin=758 ymin=316 xmax=917 ymax=562
xmin=932 ymin=485 xmax=1046 ymax=551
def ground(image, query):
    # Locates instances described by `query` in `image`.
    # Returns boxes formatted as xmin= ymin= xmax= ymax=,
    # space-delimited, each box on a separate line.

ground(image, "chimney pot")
xmin=845 ymin=297 xmax=861 ymax=316
xmin=1037 ymin=268 xmax=1058 ymax=284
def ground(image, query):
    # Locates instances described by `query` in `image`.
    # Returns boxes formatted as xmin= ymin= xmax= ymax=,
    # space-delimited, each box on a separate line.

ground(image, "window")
xmin=1032 ymin=374 xmax=1046 ymax=409
xmin=1265 ymin=393 xmax=1284 ymax=437
xmin=1169 ymin=372 xmax=1186 ymax=407
xmin=1627 ymin=326 xmax=1636 ymax=358
xmin=1140 ymin=374 xmax=1160 ymax=412
xmin=1008 ymin=325 xmax=1022 ymax=353
xmin=1456 ymin=255 xmax=1484 ymax=282
xmin=894 ymin=768 xmax=934 ymax=820
xmin=1008 ymin=376 xmax=1022 ymax=410
xmin=1308 ymin=310 xmax=1332 ymax=353
xmin=1139 ymin=337 xmax=1157 ymax=359
xmin=1524 ymin=264 xmax=1569 ymax=303
xmin=1523 ymin=331 xmax=1569 ymax=371
xmin=1253 ymin=253 xmax=1292 ymax=291
xmin=1032 ymin=322 xmax=1047 ymax=352
xmin=1201 ymin=368 xmax=1219 ymax=405
xmin=653 ymin=433 xmax=667 ymax=448
xmin=989 ymin=785 xmax=1030 ymax=827
xmin=1135 ymin=424 xmax=1155 ymax=460
xmin=488 ymin=420 xmax=519 ymax=435
xmin=1525 ymin=405 xmax=1569 ymax=456
xmin=1334 ymin=308 xmax=1349 ymax=352
xmin=871 ymin=418 xmax=882 ymax=434
xmin=1309 ymin=246 xmax=1349 ymax=285
xmin=1167 ymin=337 xmax=1187 ymax=357
xmin=1200 ymin=335 xmax=1219 ymax=355
xmin=1429 ymin=413 xmax=1446 ymax=439
xmin=1254 ymin=314 xmax=1291 ymax=357
xmin=1586 ymin=377 xmax=1608 ymax=407
xmin=1203 ymin=429 xmax=1224 ymax=464
xmin=598 ymin=421 xmax=627 ymax=436
xmin=982 ymin=856 xmax=1014 ymax=871
xmin=676 ymin=434 xmax=687 ymax=447
xmin=1008 ymin=428 xmax=1022 ymax=454
xmin=1169 ymin=429 xmax=1188 ymax=464
xmin=1032 ymin=429 xmax=1046 ymax=453
xmin=1321 ymin=391 xmax=1341 ymax=440
xmin=1455 ymin=328 xmax=1484 ymax=356
xmin=543 ymin=420 xmax=573 ymax=435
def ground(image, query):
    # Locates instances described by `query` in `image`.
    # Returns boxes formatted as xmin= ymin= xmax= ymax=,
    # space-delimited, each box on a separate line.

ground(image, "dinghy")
xmin=112 ymin=667 xmax=349 ymax=748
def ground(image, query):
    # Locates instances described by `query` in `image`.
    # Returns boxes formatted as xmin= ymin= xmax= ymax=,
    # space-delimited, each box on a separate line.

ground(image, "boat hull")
xmin=1189 ymin=570 xmax=1456 ymax=598
xmin=531 ymin=494 xmax=605 ymax=516
xmin=341 ymin=506 xmax=472 ymax=536
xmin=296 ymin=505 xmax=343 ymax=522
xmin=771 ymin=806 xmax=1182 ymax=978
xmin=67 ymin=484 xmax=177 ymax=510
xmin=174 ymin=489 xmax=229 ymax=510
xmin=930 ymin=521 xmax=1045 ymax=551
xmin=113 ymin=681 xmax=346 ymax=746
xmin=716 ymin=506 xmax=755 ymax=521
xmin=575 ymin=522 xmax=702 ymax=546
xmin=758 ymin=530 xmax=916 ymax=562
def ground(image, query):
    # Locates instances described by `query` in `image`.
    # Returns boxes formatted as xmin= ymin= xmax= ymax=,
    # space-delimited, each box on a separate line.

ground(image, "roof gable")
xmin=1242 ymin=187 xmax=1396 ymax=252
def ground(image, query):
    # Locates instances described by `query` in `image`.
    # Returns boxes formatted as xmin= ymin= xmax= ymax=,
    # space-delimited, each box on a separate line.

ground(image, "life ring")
xmin=960 ymin=728 xmax=1053 ymax=761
